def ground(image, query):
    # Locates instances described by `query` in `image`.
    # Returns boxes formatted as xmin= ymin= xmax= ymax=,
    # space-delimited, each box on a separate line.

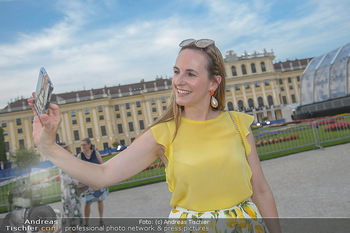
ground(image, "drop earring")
xmin=210 ymin=89 xmax=218 ymax=108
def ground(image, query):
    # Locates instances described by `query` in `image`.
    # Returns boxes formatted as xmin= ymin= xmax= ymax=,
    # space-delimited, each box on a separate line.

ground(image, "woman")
xmin=28 ymin=38 xmax=281 ymax=233
xmin=77 ymin=138 xmax=108 ymax=226
xmin=60 ymin=145 xmax=83 ymax=232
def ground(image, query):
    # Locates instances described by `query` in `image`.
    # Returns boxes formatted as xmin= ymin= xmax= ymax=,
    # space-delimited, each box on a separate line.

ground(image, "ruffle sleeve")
xmin=231 ymin=111 xmax=254 ymax=157
xmin=150 ymin=122 xmax=171 ymax=155
xmin=150 ymin=121 xmax=175 ymax=192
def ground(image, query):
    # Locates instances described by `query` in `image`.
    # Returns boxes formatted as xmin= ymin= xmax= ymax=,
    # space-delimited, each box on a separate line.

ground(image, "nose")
xmin=173 ymin=73 xmax=185 ymax=86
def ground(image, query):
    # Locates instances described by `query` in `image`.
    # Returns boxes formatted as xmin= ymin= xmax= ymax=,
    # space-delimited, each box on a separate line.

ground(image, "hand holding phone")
xmin=34 ymin=67 xmax=54 ymax=118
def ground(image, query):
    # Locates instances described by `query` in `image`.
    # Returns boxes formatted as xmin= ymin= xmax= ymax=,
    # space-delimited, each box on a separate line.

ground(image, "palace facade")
xmin=0 ymin=49 xmax=311 ymax=156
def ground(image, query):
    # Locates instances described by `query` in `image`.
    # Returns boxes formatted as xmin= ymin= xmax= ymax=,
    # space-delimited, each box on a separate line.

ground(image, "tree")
xmin=9 ymin=149 xmax=42 ymax=209
xmin=0 ymin=127 xmax=6 ymax=162
xmin=11 ymin=147 xmax=40 ymax=174
xmin=112 ymin=140 xmax=120 ymax=148
xmin=262 ymin=116 xmax=269 ymax=122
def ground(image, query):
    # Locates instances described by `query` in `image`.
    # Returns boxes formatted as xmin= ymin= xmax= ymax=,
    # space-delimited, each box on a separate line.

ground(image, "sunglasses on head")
xmin=179 ymin=38 xmax=220 ymax=64
xmin=179 ymin=38 xmax=215 ymax=48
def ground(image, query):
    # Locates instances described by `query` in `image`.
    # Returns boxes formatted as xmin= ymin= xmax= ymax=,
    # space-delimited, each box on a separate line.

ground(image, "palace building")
xmin=0 ymin=49 xmax=311 ymax=156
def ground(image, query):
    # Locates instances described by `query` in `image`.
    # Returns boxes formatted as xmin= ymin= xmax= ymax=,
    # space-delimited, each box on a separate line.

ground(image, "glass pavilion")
xmin=297 ymin=42 xmax=350 ymax=119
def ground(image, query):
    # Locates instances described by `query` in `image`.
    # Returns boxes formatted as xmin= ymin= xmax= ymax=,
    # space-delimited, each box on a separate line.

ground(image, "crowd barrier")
xmin=254 ymin=114 xmax=350 ymax=156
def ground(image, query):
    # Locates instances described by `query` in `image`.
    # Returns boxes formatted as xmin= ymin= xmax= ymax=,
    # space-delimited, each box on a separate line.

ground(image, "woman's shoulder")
xmin=151 ymin=120 xmax=175 ymax=131
xmin=150 ymin=120 xmax=174 ymax=147
xmin=228 ymin=111 xmax=254 ymax=128
xmin=229 ymin=110 xmax=254 ymax=120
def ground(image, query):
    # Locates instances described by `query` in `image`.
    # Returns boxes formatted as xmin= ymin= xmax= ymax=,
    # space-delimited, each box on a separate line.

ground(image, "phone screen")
xmin=34 ymin=67 xmax=54 ymax=118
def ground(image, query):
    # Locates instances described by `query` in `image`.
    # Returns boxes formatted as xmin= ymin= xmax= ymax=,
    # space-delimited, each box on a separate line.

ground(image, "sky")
xmin=0 ymin=0 xmax=350 ymax=109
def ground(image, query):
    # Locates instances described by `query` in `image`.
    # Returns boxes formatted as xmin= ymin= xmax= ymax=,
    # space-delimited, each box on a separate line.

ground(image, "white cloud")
xmin=1 ymin=0 xmax=350 ymax=108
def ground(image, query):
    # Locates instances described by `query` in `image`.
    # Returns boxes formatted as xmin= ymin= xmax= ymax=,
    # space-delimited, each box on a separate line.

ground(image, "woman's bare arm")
xmin=28 ymin=97 xmax=163 ymax=190
xmin=246 ymin=128 xmax=282 ymax=233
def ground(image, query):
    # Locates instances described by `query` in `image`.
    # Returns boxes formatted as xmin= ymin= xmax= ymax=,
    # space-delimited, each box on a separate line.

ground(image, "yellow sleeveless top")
xmin=151 ymin=111 xmax=254 ymax=211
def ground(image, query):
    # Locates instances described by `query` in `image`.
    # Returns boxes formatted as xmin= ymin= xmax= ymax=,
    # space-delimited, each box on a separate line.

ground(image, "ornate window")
xmin=248 ymin=98 xmax=254 ymax=108
xmin=227 ymin=102 xmax=234 ymax=111
xmin=267 ymin=95 xmax=274 ymax=106
xmin=251 ymin=63 xmax=256 ymax=73
xmin=238 ymin=100 xmax=244 ymax=111
xmin=231 ymin=66 xmax=237 ymax=76
xmin=241 ymin=65 xmax=247 ymax=75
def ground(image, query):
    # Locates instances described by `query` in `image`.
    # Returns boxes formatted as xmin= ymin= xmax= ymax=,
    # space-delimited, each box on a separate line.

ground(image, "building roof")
xmin=274 ymin=58 xmax=313 ymax=72
xmin=1 ymin=54 xmax=312 ymax=114
xmin=0 ymin=77 xmax=173 ymax=114
xmin=224 ymin=49 xmax=275 ymax=62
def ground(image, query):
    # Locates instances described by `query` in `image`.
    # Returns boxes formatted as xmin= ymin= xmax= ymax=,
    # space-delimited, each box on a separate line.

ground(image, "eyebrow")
xmin=173 ymin=66 xmax=199 ymax=74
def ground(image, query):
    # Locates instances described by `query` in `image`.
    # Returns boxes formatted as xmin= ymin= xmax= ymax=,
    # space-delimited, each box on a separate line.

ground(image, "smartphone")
xmin=34 ymin=67 xmax=54 ymax=118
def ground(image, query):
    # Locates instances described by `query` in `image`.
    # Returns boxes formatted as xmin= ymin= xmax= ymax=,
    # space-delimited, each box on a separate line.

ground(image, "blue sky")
xmin=0 ymin=0 xmax=350 ymax=109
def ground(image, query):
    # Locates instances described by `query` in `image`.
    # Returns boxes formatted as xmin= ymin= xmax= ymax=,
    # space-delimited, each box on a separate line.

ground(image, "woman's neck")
xmin=182 ymin=107 xmax=220 ymax=121
xmin=83 ymin=149 xmax=92 ymax=156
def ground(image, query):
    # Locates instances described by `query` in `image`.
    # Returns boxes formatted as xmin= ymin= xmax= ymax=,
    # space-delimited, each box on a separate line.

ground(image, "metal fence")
xmin=1 ymin=114 xmax=350 ymax=208
xmin=254 ymin=114 xmax=350 ymax=156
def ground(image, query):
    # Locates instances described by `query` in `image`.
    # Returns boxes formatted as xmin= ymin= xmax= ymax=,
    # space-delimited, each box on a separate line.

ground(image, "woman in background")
xmin=77 ymin=138 xmax=108 ymax=226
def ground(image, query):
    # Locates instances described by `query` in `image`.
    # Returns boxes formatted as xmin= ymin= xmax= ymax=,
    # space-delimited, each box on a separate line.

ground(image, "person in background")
xmin=28 ymin=38 xmax=281 ymax=233
xmin=60 ymin=145 xmax=83 ymax=232
xmin=77 ymin=138 xmax=108 ymax=226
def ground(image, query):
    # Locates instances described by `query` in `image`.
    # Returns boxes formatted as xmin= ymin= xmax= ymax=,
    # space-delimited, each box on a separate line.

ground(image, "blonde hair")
xmin=146 ymin=40 xmax=226 ymax=141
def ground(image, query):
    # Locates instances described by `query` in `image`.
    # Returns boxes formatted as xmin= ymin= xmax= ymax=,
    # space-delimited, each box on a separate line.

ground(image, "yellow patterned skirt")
xmin=167 ymin=198 xmax=269 ymax=233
